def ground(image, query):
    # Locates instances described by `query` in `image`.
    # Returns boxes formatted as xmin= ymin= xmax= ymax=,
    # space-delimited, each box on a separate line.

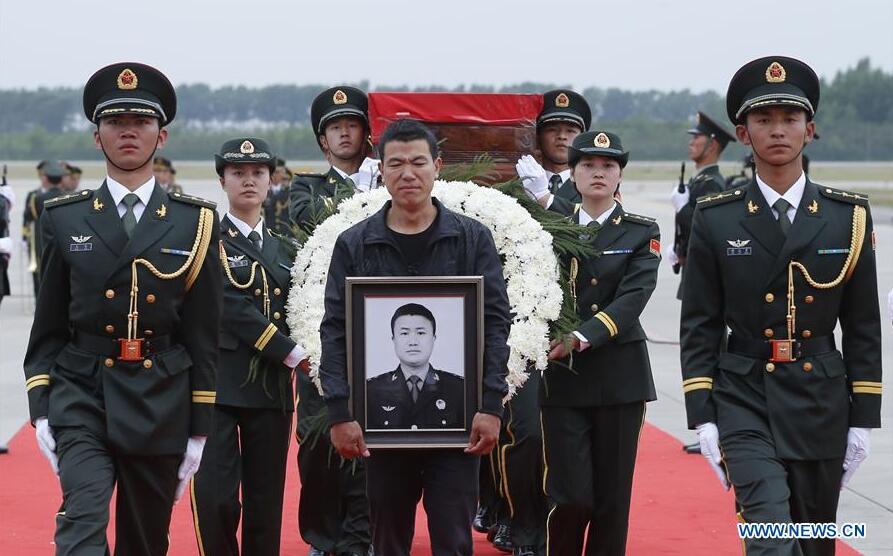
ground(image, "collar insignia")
xmin=765 ymin=61 xmax=786 ymax=83
xmin=71 ymin=235 xmax=92 ymax=244
xmin=93 ymin=197 xmax=104 ymax=212
xmin=612 ymin=215 xmax=622 ymax=225
xmin=155 ymin=204 xmax=167 ymax=218
xmin=594 ymin=132 xmax=611 ymax=148
xmin=227 ymin=228 xmax=238 ymax=238
xmin=333 ymin=89 xmax=348 ymax=105
xmin=727 ymin=239 xmax=751 ymax=248
xmin=116 ymin=68 xmax=138 ymax=90
xmin=555 ymin=92 xmax=570 ymax=108
xmin=747 ymin=200 xmax=759 ymax=214
xmin=807 ymin=200 xmax=818 ymax=214
xmin=391 ymin=373 xmax=398 ymax=381
xmin=240 ymin=140 xmax=255 ymax=154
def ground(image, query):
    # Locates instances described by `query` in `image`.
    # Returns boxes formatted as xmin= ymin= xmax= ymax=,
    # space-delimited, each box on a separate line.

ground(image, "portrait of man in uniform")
xmin=365 ymin=301 xmax=465 ymax=431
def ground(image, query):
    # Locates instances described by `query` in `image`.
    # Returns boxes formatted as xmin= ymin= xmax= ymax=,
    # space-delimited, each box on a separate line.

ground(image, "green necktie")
xmin=121 ymin=193 xmax=140 ymax=238
xmin=773 ymin=198 xmax=792 ymax=236
xmin=588 ymin=220 xmax=602 ymax=232
xmin=248 ymin=230 xmax=262 ymax=251
xmin=549 ymin=174 xmax=563 ymax=194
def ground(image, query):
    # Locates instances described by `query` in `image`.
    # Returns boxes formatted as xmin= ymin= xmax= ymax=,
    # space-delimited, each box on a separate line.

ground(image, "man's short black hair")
xmin=377 ymin=119 xmax=439 ymax=160
xmin=390 ymin=303 xmax=437 ymax=336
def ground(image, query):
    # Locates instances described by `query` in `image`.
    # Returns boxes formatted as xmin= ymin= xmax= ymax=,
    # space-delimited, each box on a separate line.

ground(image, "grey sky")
xmin=1 ymin=0 xmax=891 ymax=92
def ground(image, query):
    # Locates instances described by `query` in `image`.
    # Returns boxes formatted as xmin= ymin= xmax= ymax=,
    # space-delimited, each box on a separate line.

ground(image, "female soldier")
xmin=538 ymin=130 xmax=660 ymax=555
xmin=191 ymin=137 xmax=307 ymax=556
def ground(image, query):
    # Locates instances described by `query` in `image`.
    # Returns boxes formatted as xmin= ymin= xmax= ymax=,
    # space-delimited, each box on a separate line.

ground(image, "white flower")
xmin=288 ymin=180 xmax=563 ymax=400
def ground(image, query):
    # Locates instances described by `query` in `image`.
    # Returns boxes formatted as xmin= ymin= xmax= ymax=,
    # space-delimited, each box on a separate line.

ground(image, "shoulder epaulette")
xmin=696 ymin=186 xmax=747 ymax=208
xmin=621 ymin=212 xmax=656 ymax=226
xmin=169 ymin=192 xmax=216 ymax=210
xmin=818 ymin=186 xmax=869 ymax=206
xmin=44 ymin=189 xmax=93 ymax=209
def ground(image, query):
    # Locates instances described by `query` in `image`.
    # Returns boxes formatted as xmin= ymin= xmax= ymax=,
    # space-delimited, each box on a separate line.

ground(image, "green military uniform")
xmin=191 ymin=138 xmax=296 ymax=555
xmin=0 ymin=187 xmax=10 ymax=303
xmin=263 ymin=158 xmax=293 ymax=237
xmin=289 ymin=85 xmax=371 ymax=556
xmin=673 ymin=112 xmax=736 ymax=298
xmin=541 ymin=131 xmax=659 ymax=555
xmin=23 ymin=62 xmax=222 ymax=556
xmin=681 ymin=56 xmax=882 ymax=556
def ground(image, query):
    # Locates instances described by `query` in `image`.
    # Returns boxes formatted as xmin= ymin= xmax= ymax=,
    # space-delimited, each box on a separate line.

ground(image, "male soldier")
xmin=68 ymin=165 xmax=83 ymax=191
xmin=24 ymin=62 xmax=221 ymax=555
xmin=192 ymin=137 xmax=307 ymax=555
xmin=289 ymin=85 xmax=373 ymax=556
xmin=263 ymin=157 xmax=292 ymax=236
xmin=289 ymin=86 xmax=373 ymax=233
xmin=490 ymin=89 xmax=593 ymax=555
xmin=22 ymin=161 xmax=59 ymax=295
xmin=366 ymin=303 xmax=465 ymax=430
xmin=681 ymin=56 xmax=881 ymax=556
xmin=30 ymin=161 xmax=67 ymax=291
xmin=0 ymin=174 xmax=11 ymax=308
xmin=153 ymin=156 xmax=183 ymax=195
xmin=519 ymin=89 xmax=592 ymax=216
xmin=670 ymin=111 xmax=736 ymax=298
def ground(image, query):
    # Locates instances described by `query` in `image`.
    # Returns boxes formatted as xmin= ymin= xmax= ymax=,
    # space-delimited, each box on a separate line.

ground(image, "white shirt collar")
xmin=225 ymin=212 xmax=264 ymax=243
xmin=755 ymin=172 xmax=806 ymax=214
xmin=545 ymin=168 xmax=571 ymax=184
xmin=332 ymin=165 xmax=350 ymax=180
xmin=578 ymin=201 xmax=617 ymax=227
xmin=106 ymin=175 xmax=155 ymax=207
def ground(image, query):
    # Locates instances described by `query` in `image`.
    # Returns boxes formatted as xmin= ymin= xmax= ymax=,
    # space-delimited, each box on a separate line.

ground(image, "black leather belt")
xmin=728 ymin=334 xmax=835 ymax=361
xmin=72 ymin=331 xmax=173 ymax=358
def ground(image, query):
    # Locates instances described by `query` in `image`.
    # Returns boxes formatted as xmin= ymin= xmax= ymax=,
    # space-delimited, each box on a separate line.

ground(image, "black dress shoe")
xmin=308 ymin=547 xmax=329 ymax=556
xmin=513 ymin=546 xmax=538 ymax=556
xmin=683 ymin=441 xmax=701 ymax=454
xmin=490 ymin=523 xmax=513 ymax=553
xmin=0 ymin=445 xmax=8 ymax=455
xmin=473 ymin=505 xmax=494 ymax=533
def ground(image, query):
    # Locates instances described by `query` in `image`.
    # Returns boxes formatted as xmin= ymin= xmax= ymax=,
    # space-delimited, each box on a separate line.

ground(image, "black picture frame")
xmin=346 ymin=276 xmax=483 ymax=448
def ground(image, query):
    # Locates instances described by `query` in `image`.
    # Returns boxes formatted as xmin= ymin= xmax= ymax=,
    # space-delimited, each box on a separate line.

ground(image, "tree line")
xmin=1 ymin=58 xmax=890 ymax=161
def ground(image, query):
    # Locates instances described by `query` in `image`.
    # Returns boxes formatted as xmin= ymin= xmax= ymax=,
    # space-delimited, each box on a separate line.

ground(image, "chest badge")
xmin=436 ymin=399 xmax=446 ymax=410
xmin=382 ymin=405 xmax=396 ymax=412
xmin=69 ymin=235 xmax=93 ymax=252
xmin=726 ymin=239 xmax=752 ymax=256
xmin=227 ymin=254 xmax=249 ymax=268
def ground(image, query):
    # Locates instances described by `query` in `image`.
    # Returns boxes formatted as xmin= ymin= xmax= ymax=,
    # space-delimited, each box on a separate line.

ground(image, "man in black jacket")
xmin=321 ymin=119 xmax=511 ymax=556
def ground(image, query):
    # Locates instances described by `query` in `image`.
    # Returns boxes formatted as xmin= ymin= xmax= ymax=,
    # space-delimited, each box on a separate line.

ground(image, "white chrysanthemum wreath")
xmin=286 ymin=180 xmax=563 ymax=400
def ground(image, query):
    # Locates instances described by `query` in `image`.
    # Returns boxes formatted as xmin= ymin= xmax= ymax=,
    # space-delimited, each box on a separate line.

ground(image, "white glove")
xmin=841 ymin=427 xmax=870 ymax=489
xmin=284 ymin=343 xmax=308 ymax=369
xmin=886 ymin=288 xmax=893 ymax=322
xmin=670 ymin=185 xmax=690 ymax=212
xmin=349 ymin=157 xmax=381 ymax=192
xmin=35 ymin=417 xmax=58 ymax=475
xmin=175 ymin=436 xmax=207 ymax=501
xmin=515 ymin=155 xmax=550 ymax=201
xmin=696 ymin=422 xmax=729 ymax=490
xmin=0 ymin=237 xmax=12 ymax=256
xmin=666 ymin=247 xmax=679 ymax=267
xmin=0 ymin=184 xmax=14 ymax=206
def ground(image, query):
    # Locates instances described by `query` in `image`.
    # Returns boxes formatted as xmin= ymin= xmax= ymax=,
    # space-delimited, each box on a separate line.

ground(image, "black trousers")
xmin=366 ymin=449 xmax=479 ymax=556
xmin=718 ymin=395 xmax=843 ymax=556
xmin=540 ymin=401 xmax=645 ymax=556
xmin=296 ymin=374 xmax=371 ymax=553
xmin=499 ymin=369 xmax=546 ymax=548
xmin=192 ymin=404 xmax=292 ymax=556
xmin=479 ymin=449 xmax=501 ymax=516
xmin=53 ymin=426 xmax=180 ymax=556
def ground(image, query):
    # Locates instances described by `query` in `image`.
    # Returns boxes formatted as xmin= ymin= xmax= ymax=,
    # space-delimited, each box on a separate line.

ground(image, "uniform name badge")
xmin=118 ymin=338 xmax=145 ymax=361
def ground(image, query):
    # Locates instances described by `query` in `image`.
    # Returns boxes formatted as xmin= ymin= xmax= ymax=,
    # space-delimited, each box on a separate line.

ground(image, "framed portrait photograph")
xmin=346 ymin=276 xmax=483 ymax=448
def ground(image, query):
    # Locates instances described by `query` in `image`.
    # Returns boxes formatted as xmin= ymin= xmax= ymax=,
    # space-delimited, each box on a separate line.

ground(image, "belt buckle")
xmin=769 ymin=339 xmax=800 ymax=363
xmin=117 ymin=338 xmax=145 ymax=361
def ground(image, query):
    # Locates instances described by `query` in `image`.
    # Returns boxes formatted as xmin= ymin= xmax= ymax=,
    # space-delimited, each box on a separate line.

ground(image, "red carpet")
xmin=0 ymin=422 xmax=859 ymax=555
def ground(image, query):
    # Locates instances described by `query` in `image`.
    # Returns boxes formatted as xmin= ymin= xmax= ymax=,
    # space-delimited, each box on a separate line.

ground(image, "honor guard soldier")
xmin=23 ymin=62 xmax=222 ymax=555
xmin=153 ymin=156 xmax=183 ymax=195
xmin=541 ymin=130 xmax=660 ymax=555
xmin=22 ymin=161 xmax=49 ymax=295
xmin=669 ymin=111 xmax=736 ymax=298
xmin=192 ymin=138 xmax=308 ymax=556
xmin=262 ymin=157 xmax=292 ymax=237
xmin=0 ymin=171 xmax=12 ymax=308
xmin=518 ymin=89 xmax=592 ymax=215
xmin=289 ymin=85 xmax=373 ymax=556
xmin=681 ymin=56 xmax=881 ymax=556
xmin=289 ymin=86 xmax=373 ymax=234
